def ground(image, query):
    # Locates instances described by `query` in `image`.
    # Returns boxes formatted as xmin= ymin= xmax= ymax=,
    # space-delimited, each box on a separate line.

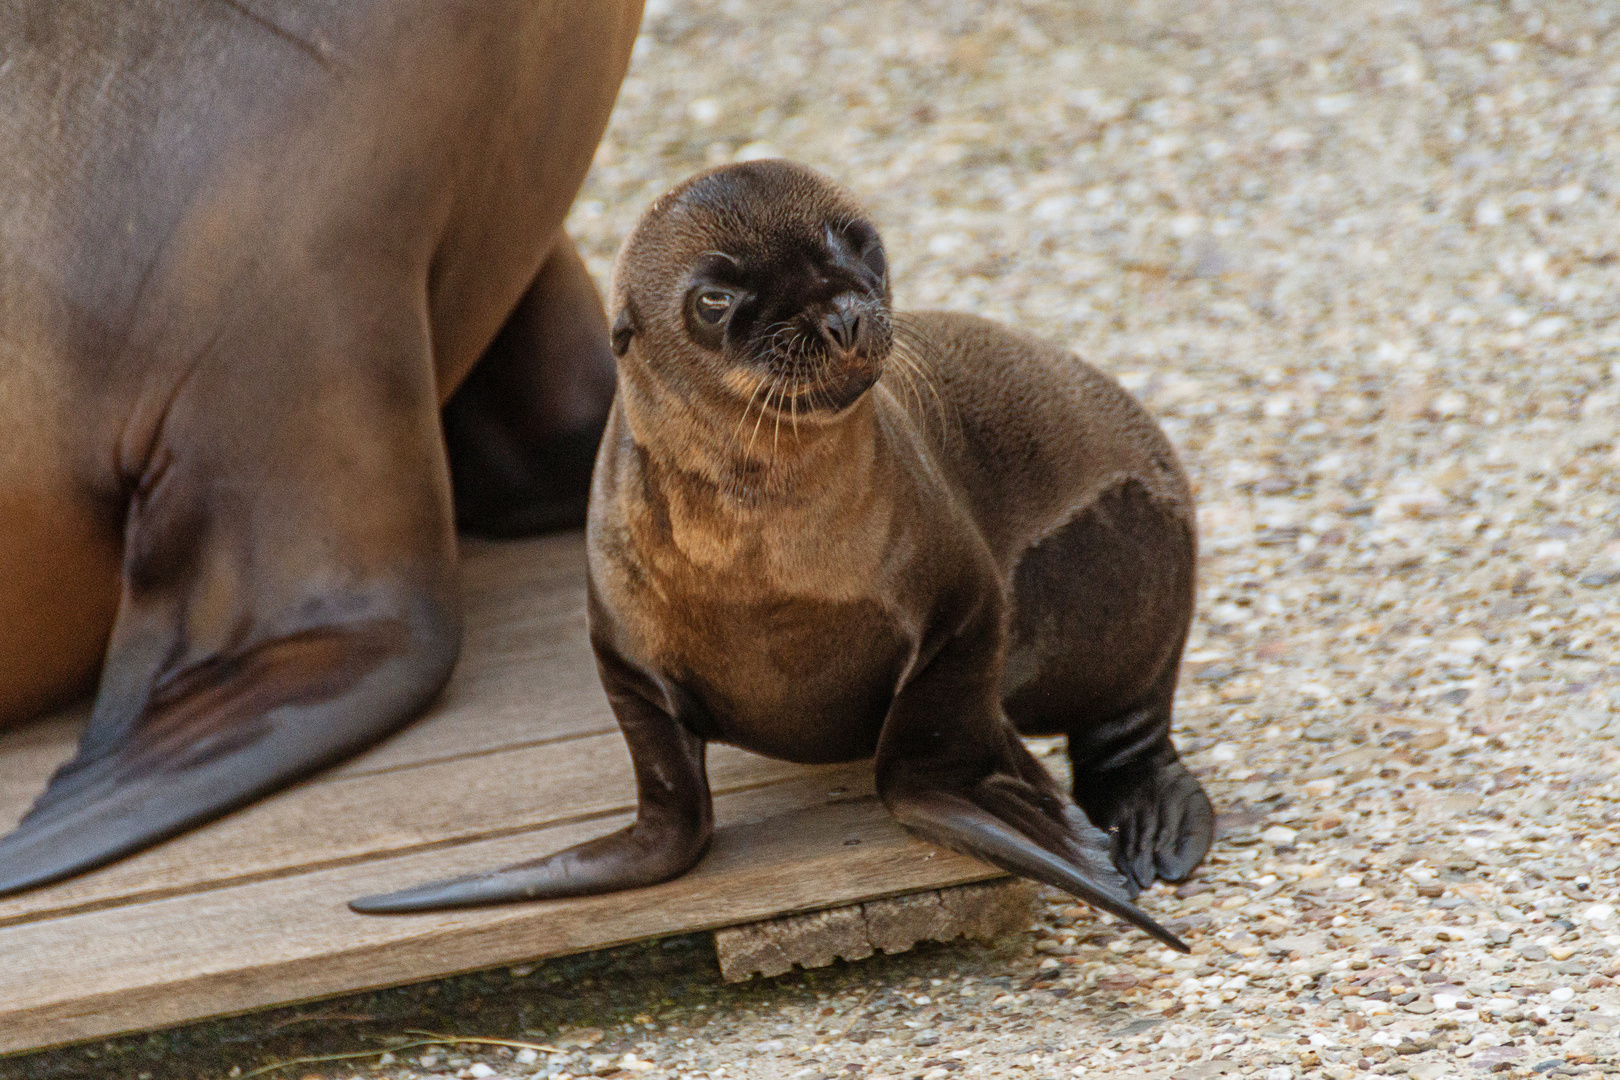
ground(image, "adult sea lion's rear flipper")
xmin=351 ymin=646 xmax=712 ymax=913
xmin=0 ymin=298 xmax=461 ymax=896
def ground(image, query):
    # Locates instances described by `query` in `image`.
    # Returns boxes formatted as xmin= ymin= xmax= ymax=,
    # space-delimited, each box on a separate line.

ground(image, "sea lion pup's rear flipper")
xmin=443 ymin=235 xmax=618 ymax=538
xmin=350 ymin=645 xmax=713 ymax=913
xmin=0 ymin=294 xmax=461 ymax=896
xmin=877 ymin=601 xmax=1188 ymax=953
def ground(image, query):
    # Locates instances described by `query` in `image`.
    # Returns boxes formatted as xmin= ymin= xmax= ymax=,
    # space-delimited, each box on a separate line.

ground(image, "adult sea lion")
xmin=0 ymin=0 xmax=642 ymax=894
xmin=355 ymin=161 xmax=1213 ymax=946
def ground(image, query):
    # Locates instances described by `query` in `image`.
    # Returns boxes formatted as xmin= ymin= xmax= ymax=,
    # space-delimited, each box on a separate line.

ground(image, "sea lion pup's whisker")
xmin=771 ymin=375 xmax=784 ymax=455
xmin=763 ymin=320 xmax=798 ymax=354
xmin=885 ymin=357 xmax=927 ymax=433
xmin=727 ymin=372 xmax=772 ymax=463
xmin=745 ymin=375 xmax=776 ymax=460
xmin=895 ymin=350 xmax=927 ymax=410
xmin=788 ymin=369 xmax=800 ymax=439
xmin=771 ymin=373 xmax=789 ymax=433
xmin=890 ymin=313 xmax=942 ymax=358
xmin=732 ymin=362 xmax=775 ymax=439
xmin=813 ymin=349 xmax=836 ymax=410
xmin=890 ymin=315 xmax=943 ymax=367
xmin=892 ymin=318 xmax=954 ymax=436
xmin=886 ymin=334 xmax=952 ymax=442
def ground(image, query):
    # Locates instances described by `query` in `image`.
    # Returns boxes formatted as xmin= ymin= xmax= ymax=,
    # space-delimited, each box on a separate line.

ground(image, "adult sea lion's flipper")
xmin=443 ymin=235 xmax=618 ymax=538
xmin=0 ymin=294 xmax=462 ymax=896
xmin=351 ymin=644 xmax=712 ymax=913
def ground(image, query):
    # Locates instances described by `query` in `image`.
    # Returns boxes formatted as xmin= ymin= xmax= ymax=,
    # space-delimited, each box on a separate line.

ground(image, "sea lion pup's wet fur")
xmin=356 ymin=161 xmax=1213 ymax=945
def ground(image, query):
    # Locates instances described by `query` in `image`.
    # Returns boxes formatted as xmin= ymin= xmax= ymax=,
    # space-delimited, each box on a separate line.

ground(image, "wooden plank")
xmin=0 ymin=531 xmax=1017 ymax=1054
xmin=714 ymin=879 xmax=1037 ymax=981
xmin=0 ymin=782 xmax=1000 ymax=1053
xmin=0 ymin=738 xmax=851 ymax=926
xmin=324 ymin=534 xmax=615 ymax=778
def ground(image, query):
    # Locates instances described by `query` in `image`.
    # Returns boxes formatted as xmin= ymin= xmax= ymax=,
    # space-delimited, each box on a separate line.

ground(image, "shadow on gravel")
xmin=2 ymin=932 xmax=1034 ymax=1080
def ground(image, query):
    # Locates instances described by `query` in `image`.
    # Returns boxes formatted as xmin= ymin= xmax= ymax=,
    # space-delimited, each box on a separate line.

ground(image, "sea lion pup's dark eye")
xmin=861 ymin=242 xmax=887 ymax=283
xmin=836 ymin=221 xmax=887 ymax=284
xmin=861 ymin=234 xmax=887 ymax=283
xmin=693 ymin=288 xmax=735 ymax=324
xmin=685 ymin=284 xmax=740 ymax=350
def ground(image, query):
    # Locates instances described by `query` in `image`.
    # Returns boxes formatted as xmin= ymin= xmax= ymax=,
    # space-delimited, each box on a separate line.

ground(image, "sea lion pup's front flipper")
xmin=877 ymin=600 xmax=1189 ymax=953
xmin=350 ymin=644 xmax=713 ymax=913
xmin=0 ymin=293 xmax=461 ymax=896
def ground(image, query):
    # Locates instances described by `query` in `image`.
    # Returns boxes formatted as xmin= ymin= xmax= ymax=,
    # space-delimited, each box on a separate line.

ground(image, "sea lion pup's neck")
xmin=614 ymin=355 xmax=882 ymax=510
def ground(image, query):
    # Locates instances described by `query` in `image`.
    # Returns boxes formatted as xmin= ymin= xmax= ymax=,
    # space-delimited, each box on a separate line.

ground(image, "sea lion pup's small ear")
xmin=610 ymin=305 xmax=636 ymax=357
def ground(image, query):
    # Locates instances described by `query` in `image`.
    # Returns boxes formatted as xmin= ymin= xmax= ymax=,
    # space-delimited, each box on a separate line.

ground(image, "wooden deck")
xmin=0 ymin=534 xmax=1003 ymax=1056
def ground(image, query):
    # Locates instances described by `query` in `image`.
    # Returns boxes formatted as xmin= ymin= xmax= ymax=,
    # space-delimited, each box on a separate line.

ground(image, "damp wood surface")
xmin=0 ymin=532 xmax=1003 ymax=1055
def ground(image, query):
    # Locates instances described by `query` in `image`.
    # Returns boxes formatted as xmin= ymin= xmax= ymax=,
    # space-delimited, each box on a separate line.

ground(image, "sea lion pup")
xmin=355 ymin=161 xmax=1213 ymax=946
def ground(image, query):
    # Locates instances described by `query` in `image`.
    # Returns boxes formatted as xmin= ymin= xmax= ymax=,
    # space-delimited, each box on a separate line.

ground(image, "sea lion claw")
xmin=1088 ymin=757 xmax=1214 ymax=891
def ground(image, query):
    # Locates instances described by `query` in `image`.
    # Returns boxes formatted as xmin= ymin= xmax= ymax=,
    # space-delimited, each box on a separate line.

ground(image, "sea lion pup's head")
xmin=609 ymin=160 xmax=892 ymax=425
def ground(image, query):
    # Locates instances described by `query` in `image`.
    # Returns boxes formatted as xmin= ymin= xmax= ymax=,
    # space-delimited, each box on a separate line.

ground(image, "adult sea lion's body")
xmin=357 ymin=161 xmax=1213 ymax=943
xmin=0 ymin=0 xmax=641 ymax=893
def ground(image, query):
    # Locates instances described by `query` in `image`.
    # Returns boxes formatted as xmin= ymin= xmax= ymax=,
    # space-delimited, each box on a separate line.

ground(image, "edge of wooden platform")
xmin=0 ymin=790 xmax=1004 ymax=1055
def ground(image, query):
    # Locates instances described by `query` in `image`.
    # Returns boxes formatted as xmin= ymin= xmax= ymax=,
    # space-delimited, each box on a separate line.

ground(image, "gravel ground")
xmin=12 ymin=0 xmax=1620 ymax=1077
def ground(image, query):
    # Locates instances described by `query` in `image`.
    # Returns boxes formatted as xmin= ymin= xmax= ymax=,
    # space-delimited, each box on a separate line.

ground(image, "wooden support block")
xmin=713 ymin=878 xmax=1037 ymax=981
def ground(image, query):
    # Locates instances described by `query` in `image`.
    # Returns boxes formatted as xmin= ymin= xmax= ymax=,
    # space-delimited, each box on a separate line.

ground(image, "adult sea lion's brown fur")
xmin=0 ymin=0 xmax=642 ymax=894
xmin=355 ymin=161 xmax=1212 ymax=945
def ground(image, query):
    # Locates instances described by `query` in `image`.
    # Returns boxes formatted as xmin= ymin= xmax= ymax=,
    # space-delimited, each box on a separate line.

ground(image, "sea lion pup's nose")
xmin=821 ymin=294 xmax=863 ymax=352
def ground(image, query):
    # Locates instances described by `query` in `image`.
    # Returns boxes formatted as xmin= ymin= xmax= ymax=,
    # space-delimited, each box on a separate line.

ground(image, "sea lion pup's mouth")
xmin=734 ymin=288 xmax=893 ymax=417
